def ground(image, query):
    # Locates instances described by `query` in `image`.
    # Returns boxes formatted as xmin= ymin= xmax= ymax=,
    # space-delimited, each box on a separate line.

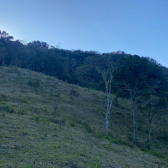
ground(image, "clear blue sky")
xmin=1 ymin=0 xmax=168 ymax=67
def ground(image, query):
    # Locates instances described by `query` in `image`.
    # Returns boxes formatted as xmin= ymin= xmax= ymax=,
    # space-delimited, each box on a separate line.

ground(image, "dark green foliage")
xmin=83 ymin=122 xmax=93 ymax=133
xmin=0 ymin=93 xmax=7 ymax=98
xmin=113 ymin=96 xmax=119 ymax=107
xmin=70 ymin=87 xmax=79 ymax=96
xmin=113 ymin=55 xmax=167 ymax=96
xmin=70 ymin=121 xmax=75 ymax=127
xmin=145 ymin=141 xmax=151 ymax=150
xmin=141 ymin=148 xmax=166 ymax=159
xmin=35 ymin=115 xmax=40 ymax=122
xmin=112 ymin=55 xmax=168 ymax=143
xmin=157 ymin=130 xmax=168 ymax=141
xmin=0 ymin=31 xmax=132 ymax=91
xmin=1 ymin=30 xmax=168 ymax=97
xmin=158 ymin=97 xmax=167 ymax=107
xmin=0 ymin=102 xmax=12 ymax=113
xmin=76 ymin=118 xmax=82 ymax=124
xmin=28 ymin=79 xmax=40 ymax=87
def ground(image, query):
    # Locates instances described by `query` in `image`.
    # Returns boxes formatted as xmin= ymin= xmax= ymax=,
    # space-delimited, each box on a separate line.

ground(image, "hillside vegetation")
xmin=0 ymin=66 xmax=168 ymax=168
xmin=0 ymin=30 xmax=147 ymax=90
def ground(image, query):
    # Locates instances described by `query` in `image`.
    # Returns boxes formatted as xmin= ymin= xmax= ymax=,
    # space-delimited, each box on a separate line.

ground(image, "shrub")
xmin=53 ymin=145 xmax=58 ymax=149
xmin=60 ymin=118 xmax=66 ymax=124
xmin=113 ymin=96 xmax=119 ymax=107
xmin=91 ymin=160 xmax=102 ymax=168
xmin=0 ymin=104 xmax=11 ymax=113
xmin=28 ymin=79 xmax=40 ymax=87
xmin=50 ymin=118 xmax=60 ymax=124
xmin=76 ymin=118 xmax=82 ymax=124
xmin=83 ymin=122 xmax=92 ymax=133
xmin=44 ymin=106 xmax=47 ymax=113
xmin=128 ymin=133 xmax=133 ymax=142
xmin=52 ymin=105 xmax=59 ymax=116
xmin=49 ymin=88 xmax=54 ymax=96
xmin=42 ymin=117 xmax=50 ymax=125
xmin=70 ymin=87 xmax=79 ymax=96
xmin=144 ymin=141 xmax=151 ymax=150
xmin=35 ymin=115 xmax=40 ymax=122
xmin=157 ymin=131 xmax=168 ymax=141
xmin=0 ymin=93 xmax=7 ymax=98
xmin=70 ymin=121 xmax=75 ymax=127
xmin=144 ymin=150 xmax=166 ymax=159
xmin=21 ymin=98 xmax=28 ymax=103
xmin=10 ymin=107 xmax=15 ymax=113
xmin=55 ymin=92 xmax=61 ymax=97
xmin=18 ymin=108 xmax=27 ymax=115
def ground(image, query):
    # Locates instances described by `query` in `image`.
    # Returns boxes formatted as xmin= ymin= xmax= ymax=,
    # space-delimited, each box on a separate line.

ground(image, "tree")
xmin=97 ymin=63 xmax=114 ymax=135
xmin=0 ymin=30 xmax=13 ymax=42
xmin=113 ymin=55 xmax=167 ymax=143
xmin=138 ymin=95 xmax=167 ymax=142
xmin=27 ymin=41 xmax=49 ymax=49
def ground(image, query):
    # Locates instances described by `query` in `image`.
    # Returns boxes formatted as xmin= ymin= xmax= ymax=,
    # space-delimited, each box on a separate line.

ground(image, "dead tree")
xmin=97 ymin=66 xmax=113 ymax=135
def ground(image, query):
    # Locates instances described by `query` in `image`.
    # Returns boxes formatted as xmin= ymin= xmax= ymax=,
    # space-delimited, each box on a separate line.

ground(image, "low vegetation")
xmin=0 ymin=66 xmax=167 ymax=167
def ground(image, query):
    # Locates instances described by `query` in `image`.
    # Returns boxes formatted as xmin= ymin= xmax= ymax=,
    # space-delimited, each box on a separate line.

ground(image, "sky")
xmin=1 ymin=0 xmax=168 ymax=67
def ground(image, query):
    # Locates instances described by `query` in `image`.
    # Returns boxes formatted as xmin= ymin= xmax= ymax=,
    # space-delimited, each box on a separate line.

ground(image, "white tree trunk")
xmin=130 ymin=89 xmax=138 ymax=143
xmin=105 ymin=91 xmax=112 ymax=135
xmin=98 ymin=66 xmax=113 ymax=135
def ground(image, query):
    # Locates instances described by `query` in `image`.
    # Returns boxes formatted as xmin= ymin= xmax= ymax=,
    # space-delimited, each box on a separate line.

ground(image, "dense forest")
xmin=0 ymin=31 xmax=138 ymax=88
xmin=1 ymin=30 xmax=168 ymax=94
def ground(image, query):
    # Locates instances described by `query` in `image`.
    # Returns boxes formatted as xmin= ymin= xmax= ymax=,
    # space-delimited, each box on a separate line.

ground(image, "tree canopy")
xmin=112 ymin=55 xmax=168 ymax=143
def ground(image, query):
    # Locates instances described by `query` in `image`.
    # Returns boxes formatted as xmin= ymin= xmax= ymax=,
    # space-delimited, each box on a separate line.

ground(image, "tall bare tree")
xmin=97 ymin=64 xmax=113 ymax=135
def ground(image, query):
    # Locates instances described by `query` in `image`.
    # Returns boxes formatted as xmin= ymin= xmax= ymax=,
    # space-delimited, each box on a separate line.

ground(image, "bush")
xmin=70 ymin=87 xmax=79 ymax=96
xmin=157 ymin=131 xmax=168 ymax=141
xmin=49 ymin=88 xmax=54 ymax=96
xmin=42 ymin=117 xmax=50 ymax=125
xmin=113 ymin=96 xmax=119 ymax=107
xmin=83 ymin=122 xmax=92 ymax=133
xmin=76 ymin=118 xmax=82 ymax=124
xmin=0 ymin=93 xmax=7 ymax=98
xmin=28 ymin=79 xmax=40 ymax=87
xmin=70 ymin=121 xmax=75 ymax=127
xmin=141 ymin=149 xmax=166 ymax=159
xmin=145 ymin=141 xmax=151 ymax=150
xmin=35 ymin=115 xmax=40 ymax=122
xmin=50 ymin=118 xmax=60 ymax=124
xmin=0 ymin=104 xmax=11 ymax=113
xmin=55 ymin=92 xmax=61 ymax=97
xmin=18 ymin=108 xmax=27 ymax=115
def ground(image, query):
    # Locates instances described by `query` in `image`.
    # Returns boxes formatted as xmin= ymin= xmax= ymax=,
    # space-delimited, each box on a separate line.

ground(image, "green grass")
xmin=0 ymin=66 xmax=167 ymax=167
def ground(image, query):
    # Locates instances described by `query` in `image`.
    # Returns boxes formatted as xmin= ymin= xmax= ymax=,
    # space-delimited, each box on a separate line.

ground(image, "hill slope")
xmin=0 ymin=66 xmax=167 ymax=168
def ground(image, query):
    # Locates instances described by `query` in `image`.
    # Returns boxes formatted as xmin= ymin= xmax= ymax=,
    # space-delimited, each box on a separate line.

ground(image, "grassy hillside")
xmin=0 ymin=66 xmax=167 ymax=168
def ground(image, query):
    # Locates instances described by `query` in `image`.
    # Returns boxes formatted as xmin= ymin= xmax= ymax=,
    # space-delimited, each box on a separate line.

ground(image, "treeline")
xmin=0 ymin=31 xmax=131 ymax=90
xmin=0 ymin=30 xmax=167 ymax=94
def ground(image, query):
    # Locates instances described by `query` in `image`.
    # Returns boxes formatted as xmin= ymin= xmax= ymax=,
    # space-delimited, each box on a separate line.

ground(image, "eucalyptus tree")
xmin=113 ymin=55 xmax=167 ymax=143
xmin=97 ymin=63 xmax=114 ymax=135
